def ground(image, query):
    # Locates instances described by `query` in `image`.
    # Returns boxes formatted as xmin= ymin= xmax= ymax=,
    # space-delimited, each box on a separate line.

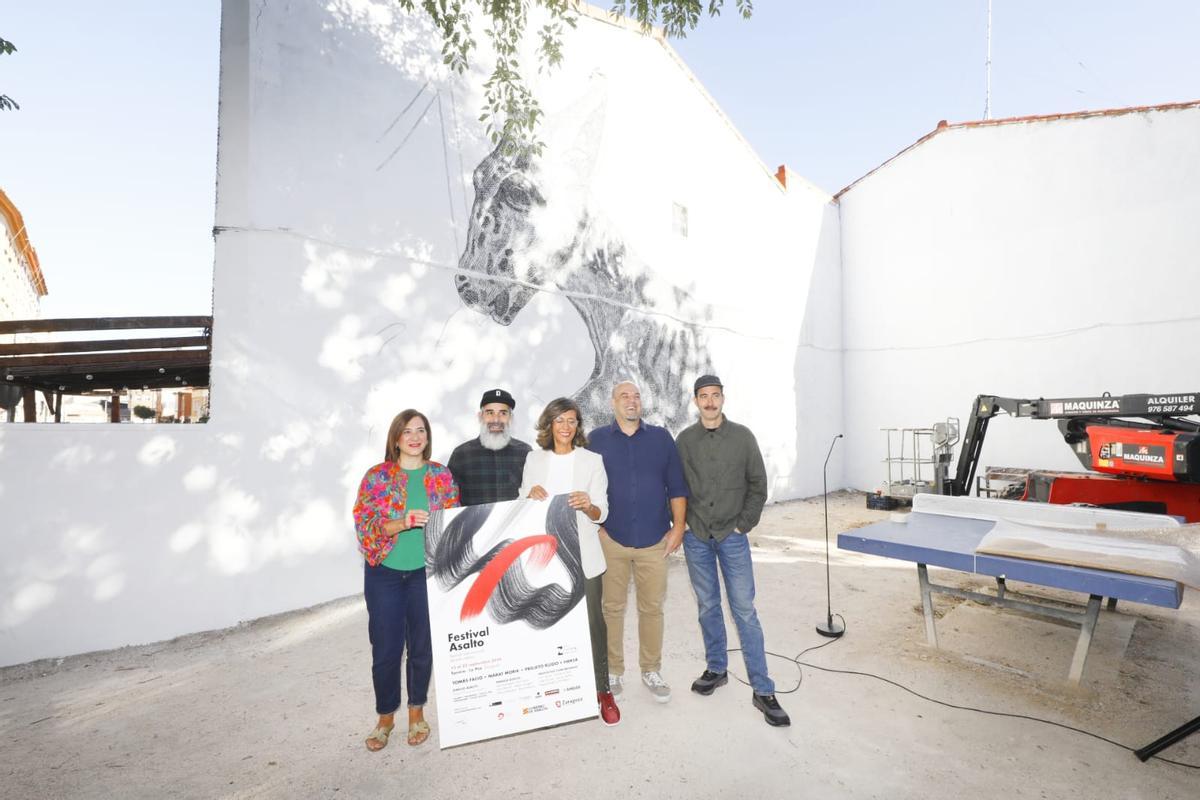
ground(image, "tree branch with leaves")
xmin=1 ymin=37 xmax=18 ymax=111
xmin=397 ymin=1 xmax=751 ymax=154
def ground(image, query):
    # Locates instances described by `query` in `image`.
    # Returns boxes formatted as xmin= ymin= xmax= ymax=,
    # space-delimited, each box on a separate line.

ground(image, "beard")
xmin=479 ymin=421 xmax=512 ymax=451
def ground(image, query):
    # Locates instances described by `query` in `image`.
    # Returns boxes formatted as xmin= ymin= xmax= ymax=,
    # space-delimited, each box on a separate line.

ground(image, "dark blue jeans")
xmin=682 ymin=531 xmax=774 ymax=695
xmin=364 ymin=563 xmax=432 ymax=715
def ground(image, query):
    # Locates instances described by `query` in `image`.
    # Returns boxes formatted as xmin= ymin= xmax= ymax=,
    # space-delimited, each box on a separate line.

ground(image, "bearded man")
xmin=447 ymin=389 xmax=532 ymax=506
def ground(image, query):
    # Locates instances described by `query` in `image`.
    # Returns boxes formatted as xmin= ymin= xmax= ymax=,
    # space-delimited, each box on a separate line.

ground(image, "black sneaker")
xmin=752 ymin=692 xmax=791 ymax=727
xmin=690 ymin=670 xmax=728 ymax=696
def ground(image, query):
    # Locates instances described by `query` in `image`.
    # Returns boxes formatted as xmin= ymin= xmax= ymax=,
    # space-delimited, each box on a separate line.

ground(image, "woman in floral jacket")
xmin=353 ymin=408 xmax=460 ymax=751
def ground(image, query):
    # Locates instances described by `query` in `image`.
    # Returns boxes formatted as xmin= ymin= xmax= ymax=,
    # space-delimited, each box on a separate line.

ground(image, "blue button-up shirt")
xmin=587 ymin=420 xmax=689 ymax=548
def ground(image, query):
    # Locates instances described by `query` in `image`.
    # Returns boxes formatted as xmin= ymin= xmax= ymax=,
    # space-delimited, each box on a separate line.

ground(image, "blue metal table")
xmin=838 ymin=512 xmax=1185 ymax=683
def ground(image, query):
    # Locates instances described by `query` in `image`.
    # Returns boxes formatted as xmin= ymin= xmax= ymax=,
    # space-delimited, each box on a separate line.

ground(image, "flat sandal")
xmin=365 ymin=723 xmax=394 ymax=752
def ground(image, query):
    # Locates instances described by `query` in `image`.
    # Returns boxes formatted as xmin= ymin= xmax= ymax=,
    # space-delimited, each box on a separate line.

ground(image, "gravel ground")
xmin=2 ymin=491 xmax=1197 ymax=799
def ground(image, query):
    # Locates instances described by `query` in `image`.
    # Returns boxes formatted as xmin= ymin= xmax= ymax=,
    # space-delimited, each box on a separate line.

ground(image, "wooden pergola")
xmin=0 ymin=316 xmax=212 ymax=423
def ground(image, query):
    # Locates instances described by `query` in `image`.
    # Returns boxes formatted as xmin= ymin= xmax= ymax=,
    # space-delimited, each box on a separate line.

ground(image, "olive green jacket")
xmin=675 ymin=416 xmax=767 ymax=541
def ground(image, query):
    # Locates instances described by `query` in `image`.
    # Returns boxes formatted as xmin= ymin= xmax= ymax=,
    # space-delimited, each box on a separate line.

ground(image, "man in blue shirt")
xmin=588 ymin=381 xmax=689 ymax=703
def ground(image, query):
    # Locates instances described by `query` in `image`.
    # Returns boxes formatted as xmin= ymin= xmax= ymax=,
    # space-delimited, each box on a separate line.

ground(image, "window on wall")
xmin=0 ymin=2 xmax=220 ymax=424
xmin=672 ymin=202 xmax=689 ymax=238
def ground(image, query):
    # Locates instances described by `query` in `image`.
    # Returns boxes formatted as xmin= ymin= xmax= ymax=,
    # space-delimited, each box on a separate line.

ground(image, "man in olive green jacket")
xmin=675 ymin=375 xmax=789 ymax=726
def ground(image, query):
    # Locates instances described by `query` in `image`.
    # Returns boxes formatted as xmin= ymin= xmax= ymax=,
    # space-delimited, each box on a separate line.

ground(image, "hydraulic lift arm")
xmin=947 ymin=395 xmax=1034 ymax=496
xmin=946 ymin=392 xmax=1200 ymax=497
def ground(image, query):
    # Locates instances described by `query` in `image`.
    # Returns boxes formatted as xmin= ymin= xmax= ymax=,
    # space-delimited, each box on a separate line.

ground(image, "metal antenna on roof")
xmin=984 ymin=0 xmax=993 ymax=120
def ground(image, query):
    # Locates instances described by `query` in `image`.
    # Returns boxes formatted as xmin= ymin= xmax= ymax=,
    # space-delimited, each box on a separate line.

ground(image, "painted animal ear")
xmin=544 ymin=74 xmax=608 ymax=186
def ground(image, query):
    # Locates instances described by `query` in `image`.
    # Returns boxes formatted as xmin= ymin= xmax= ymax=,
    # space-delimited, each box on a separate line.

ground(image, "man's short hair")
xmin=611 ymin=380 xmax=641 ymax=398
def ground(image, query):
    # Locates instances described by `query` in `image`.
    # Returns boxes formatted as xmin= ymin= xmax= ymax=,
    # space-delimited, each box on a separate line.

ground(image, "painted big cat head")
xmin=454 ymin=88 xmax=605 ymax=325
xmin=454 ymin=147 xmax=546 ymax=324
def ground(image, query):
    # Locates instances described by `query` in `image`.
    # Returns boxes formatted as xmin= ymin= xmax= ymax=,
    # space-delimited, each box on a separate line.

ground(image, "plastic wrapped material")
xmin=913 ymin=493 xmax=1182 ymax=529
xmin=976 ymin=519 xmax=1200 ymax=589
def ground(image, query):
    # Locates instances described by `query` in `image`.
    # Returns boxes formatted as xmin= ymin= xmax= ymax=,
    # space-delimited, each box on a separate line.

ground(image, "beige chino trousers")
xmin=599 ymin=531 xmax=668 ymax=675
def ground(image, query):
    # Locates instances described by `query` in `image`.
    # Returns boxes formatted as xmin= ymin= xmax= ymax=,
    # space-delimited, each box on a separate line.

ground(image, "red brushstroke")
xmin=460 ymin=535 xmax=558 ymax=621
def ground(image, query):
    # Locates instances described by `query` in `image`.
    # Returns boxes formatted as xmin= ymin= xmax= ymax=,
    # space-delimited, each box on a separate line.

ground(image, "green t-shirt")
xmin=381 ymin=466 xmax=429 ymax=571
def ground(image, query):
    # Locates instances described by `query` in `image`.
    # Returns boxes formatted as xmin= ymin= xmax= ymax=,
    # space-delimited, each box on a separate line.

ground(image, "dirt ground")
xmin=2 ymin=491 xmax=1198 ymax=799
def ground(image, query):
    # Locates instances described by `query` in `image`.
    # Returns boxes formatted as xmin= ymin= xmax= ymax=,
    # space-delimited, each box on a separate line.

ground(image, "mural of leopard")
xmin=452 ymin=92 xmax=712 ymax=432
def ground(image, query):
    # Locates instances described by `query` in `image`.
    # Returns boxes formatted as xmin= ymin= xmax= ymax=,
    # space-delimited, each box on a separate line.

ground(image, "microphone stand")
xmin=816 ymin=434 xmax=845 ymax=638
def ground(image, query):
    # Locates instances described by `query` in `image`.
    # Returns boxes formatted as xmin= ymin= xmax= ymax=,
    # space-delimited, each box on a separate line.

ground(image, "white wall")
xmin=839 ymin=107 xmax=1200 ymax=492
xmin=0 ymin=0 xmax=840 ymax=666
xmin=788 ymin=192 xmax=844 ymax=496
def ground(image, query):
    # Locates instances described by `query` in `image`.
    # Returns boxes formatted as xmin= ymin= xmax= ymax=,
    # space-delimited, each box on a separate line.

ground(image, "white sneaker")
xmin=641 ymin=670 xmax=671 ymax=703
xmin=608 ymin=673 xmax=623 ymax=697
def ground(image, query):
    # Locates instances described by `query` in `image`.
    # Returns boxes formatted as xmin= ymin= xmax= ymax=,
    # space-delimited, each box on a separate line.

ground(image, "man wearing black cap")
xmin=447 ymin=389 xmax=532 ymax=507
xmin=674 ymin=375 xmax=790 ymax=727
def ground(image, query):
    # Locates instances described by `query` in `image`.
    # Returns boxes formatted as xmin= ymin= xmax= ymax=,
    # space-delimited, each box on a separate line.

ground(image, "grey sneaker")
xmin=641 ymin=670 xmax=672 ymax=703
xmin=691 ymin=669 xmax=729 ymax=696
xmin=608 ymin=673 xmax=623 ymax=697
xmin=752 ymin=692 xmax=791 ymax=727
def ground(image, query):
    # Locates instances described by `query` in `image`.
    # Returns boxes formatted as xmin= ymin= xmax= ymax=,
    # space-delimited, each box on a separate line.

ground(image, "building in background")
xmin=127 ymin=387 xmax=210 ymax=423
xmin=1 ymin=187 xmax=49 ymax=421
xmin=0 ymin=187 xmax=47 ymax=322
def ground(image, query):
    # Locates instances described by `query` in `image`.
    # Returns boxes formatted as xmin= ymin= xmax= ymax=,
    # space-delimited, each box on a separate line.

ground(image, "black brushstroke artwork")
xmin=425 ymin=496 xmax=584 ymax=629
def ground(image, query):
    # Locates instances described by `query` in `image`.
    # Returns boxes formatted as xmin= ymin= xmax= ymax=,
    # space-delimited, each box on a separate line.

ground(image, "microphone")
xmin=816 ymin=434 xmax=845 ymax=638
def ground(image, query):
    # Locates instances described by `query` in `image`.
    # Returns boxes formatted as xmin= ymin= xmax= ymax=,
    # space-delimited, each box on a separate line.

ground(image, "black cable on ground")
xmin=721 ymin=614 xmax=1199 ymax=771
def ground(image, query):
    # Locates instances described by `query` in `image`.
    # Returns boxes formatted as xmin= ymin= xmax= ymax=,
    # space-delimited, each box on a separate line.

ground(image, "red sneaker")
xmin=597 ymin=691 xmax=621 ymax=726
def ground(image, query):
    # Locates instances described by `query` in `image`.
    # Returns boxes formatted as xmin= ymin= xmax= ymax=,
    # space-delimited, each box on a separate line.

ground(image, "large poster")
xmin=425 ymin=496 xmax=596 ymax=748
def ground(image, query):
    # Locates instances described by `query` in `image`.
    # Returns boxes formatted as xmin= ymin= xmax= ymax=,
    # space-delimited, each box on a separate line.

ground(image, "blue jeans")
xmin=682 ymin=531 xmax=774 ymax=695
xmin=364 ymin=563 xmax=432 ymax=714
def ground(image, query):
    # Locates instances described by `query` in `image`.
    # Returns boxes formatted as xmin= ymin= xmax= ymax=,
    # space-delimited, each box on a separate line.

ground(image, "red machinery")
xmin=944 ymin=393 xmax=1200 ymax=521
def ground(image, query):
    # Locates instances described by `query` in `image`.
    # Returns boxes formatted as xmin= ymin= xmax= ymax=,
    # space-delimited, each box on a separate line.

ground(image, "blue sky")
xmin=2 ymin=2 xmax=220 ymax=318
xmin=674 ymin=1 xmax=1200 ymax=193
xmin=2 ymin=1 xmax=1197 ymax=317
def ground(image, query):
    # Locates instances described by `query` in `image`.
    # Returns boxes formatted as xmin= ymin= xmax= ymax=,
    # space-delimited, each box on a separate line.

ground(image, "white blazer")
xmin=519 ymin=447 xmax=609 ymax=579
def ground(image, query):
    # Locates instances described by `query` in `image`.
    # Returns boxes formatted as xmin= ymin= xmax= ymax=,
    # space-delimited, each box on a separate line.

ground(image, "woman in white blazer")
xmin=520 ymin=397 xmax=621 ymax=727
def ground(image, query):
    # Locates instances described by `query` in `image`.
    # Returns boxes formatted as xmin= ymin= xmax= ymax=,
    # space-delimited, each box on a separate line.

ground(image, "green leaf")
xmin=395 ymin=1 xmax=751 ymax=144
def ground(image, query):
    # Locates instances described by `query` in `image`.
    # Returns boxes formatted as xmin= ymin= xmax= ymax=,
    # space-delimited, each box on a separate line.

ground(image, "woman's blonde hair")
xmin=535 ymin=397 xmax=587 ymax=451
xmin=385 ymin=409 xmax=432 ymax=462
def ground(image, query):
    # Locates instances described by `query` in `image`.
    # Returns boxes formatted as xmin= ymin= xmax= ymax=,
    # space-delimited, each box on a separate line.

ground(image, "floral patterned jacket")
xmin=352 ymin=460 xmax=461 ymax=566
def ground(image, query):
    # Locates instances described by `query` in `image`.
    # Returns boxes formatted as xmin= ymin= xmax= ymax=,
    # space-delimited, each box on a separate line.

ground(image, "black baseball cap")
xmin=480 ymin=388 xmax=516 ymax=409
xmin=693 ymin=374 xmax=723 ymax=395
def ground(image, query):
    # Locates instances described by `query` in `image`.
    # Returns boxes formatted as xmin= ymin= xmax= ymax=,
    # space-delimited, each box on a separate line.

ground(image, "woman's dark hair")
xmin=535 ymin=397 xmax=587 ymax=451
xmin=385 ymin=409 xmax=432 ymax=462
